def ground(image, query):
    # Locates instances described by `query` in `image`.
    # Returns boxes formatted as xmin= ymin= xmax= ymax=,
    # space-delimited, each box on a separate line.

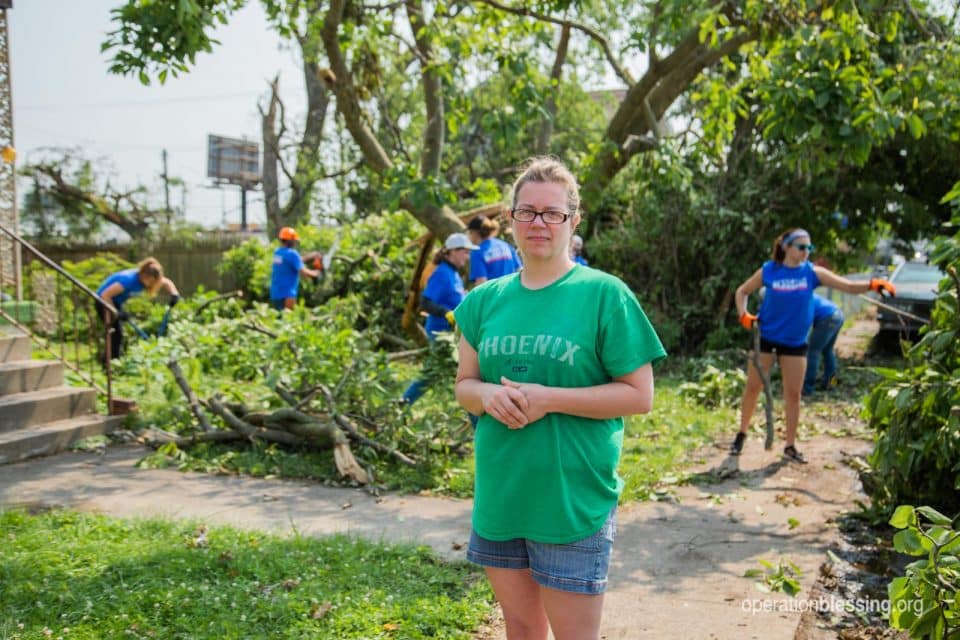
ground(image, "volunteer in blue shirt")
xmin=466 ymin=215 xmax=522 ymax=284
xmin=270 ymin=227 xmax=322 ymax=310
xmin=730 ymin=228 xmax=895 ymax=463
xmin=570 ymin=234 xmax=588 ymax=265
xmin=401 ymin=232 xmax=478 ymax=406
xmin=804 ymin=294 xmax=845 ymax=395
xmin=96 ymin=257 xmax=179 ymax=361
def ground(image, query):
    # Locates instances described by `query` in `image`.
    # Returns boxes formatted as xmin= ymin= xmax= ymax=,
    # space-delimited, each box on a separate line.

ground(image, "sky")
xmin=10 ymin=0 xmax=308 ymax=233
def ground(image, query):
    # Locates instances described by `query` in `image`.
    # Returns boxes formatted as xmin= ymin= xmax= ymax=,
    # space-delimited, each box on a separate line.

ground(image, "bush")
xmin=863 ymin=216 xmax=960 ymax=518
xmin=216 ymin=213 xmax=421 ymax=336
xmin=678 ymin=364 xmax=746 ymax=408
xmin=886 ymin=505 xmax=960 ymax=638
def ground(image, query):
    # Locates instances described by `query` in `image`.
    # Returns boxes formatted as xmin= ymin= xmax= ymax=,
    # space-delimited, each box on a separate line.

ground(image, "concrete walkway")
xmin=0 ymin=434 xmax=870 ymax=640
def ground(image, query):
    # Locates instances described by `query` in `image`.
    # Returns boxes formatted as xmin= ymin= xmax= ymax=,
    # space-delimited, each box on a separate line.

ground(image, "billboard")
xmin=207 ymin=135 xmax=260 ymax=186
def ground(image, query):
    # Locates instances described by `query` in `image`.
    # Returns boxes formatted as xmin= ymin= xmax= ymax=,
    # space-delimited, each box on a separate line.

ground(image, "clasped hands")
xmin=481 ymin=376 xmax=550 ymax=429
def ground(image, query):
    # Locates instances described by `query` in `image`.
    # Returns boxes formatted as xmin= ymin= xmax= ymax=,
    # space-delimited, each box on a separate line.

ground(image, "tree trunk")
xmin=536 ymin=22 xmax=570 ymax=155
xmin=322 ymin=0 xmax=465 ymax=239
xmin=261 ymin=76 xmax=282 ymax=235
xmin=284 ymin=40 xmax=331 ymax=226
xmin=582 ymin=28 xmax=758 ymax=230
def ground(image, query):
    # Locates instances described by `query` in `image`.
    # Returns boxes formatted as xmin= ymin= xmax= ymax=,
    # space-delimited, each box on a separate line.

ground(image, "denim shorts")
xmin=466 ymin=508 xmax=617 ymax=595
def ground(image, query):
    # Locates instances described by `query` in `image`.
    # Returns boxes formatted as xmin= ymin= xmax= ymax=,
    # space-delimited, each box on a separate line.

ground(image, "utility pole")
xmin=161 ymin=148 xmax=171 ymax=225
xmin=0 ymin=1 xmax=21 ymax=301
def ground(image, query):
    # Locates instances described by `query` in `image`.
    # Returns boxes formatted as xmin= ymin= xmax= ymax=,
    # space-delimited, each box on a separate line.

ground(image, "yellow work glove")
xmin=444 ymin=310 xmax=456 ymax=327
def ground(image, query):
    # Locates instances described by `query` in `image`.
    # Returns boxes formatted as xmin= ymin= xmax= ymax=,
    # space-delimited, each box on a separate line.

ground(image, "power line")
xmin=17 ymin=91 xmax=266 ymax=111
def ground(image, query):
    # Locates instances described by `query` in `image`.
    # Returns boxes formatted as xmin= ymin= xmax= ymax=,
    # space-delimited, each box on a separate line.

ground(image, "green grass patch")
xmin=619 ymin=378 xmax=737 ymax=501
xmin=0 ymin=508 xmax=493 ymax=639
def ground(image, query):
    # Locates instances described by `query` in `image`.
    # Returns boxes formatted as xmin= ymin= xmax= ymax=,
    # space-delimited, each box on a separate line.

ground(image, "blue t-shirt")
xmin=812 ymin=294 xmax=840 ymax=322
xmin=423 ymin=261 xmax=466 ymax=333
xmin=574 ymin=255 xmax=589 ymax=266
xmin=470 ymin=238 xmax=522 ymax=282
xmin=758 ymin=260 xmax=821 ymax=347
xmin=270 ymin=246 xmax=305 ymax=300
xmin=97 ymin=269 xmax=145 ymax=309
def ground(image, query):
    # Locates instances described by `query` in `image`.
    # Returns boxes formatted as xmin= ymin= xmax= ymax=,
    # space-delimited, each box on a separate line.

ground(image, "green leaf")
xmin=940 ymin=181 xmax=960 ymax=204
xmin=906 ymin=113 xmax=926 ymax=139
xmin=910 ymin=605 xmax=942 ymax=636
xmin=893 ymin=528 xmax=926 ymax=556
xmin=916 ymin=506 xmax=952 ymax=526
xmin=890 ymin=505 xmax=916 ymax=529
xmin=781 ymin=577 xmax=801 ymax=596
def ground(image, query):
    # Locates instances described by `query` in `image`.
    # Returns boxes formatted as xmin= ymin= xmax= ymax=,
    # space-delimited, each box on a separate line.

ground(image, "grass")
xmin=0 ymin=508 xmax=493 ymax=640
xmin=619 ymin=378 xmax=737 ymax=501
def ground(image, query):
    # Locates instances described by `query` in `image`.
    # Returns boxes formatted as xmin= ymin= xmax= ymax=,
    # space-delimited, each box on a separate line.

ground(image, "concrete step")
xmin=0 ymin=333 xmax=31 ymax=363
xmin=0 ymin=414 xmax=124 ymax=465
xmin=0 ymin=386 xmax=97 ymax=433
xmin=0 ymin=360 xmax=64 ymax=396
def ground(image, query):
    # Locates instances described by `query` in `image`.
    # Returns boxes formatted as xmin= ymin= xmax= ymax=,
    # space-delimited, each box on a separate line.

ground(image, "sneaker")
xmin=730 ymin=432 xmax=746 ymax=456
xmin=783 ymin=445 xmax=807 ymax=464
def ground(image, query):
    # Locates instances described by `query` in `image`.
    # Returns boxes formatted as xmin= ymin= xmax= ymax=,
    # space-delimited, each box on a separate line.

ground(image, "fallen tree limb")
xmin=167 ymin=359 xmax=214 ymax=432
xmin=316 ymin=384 xmax=417 ymax=467
xmin=194 ymin=290 xmax=244 ymax=316
xmin=206 ymin=396 xmax=304 ymax=446
xmin=386 ymin=348 xmax=427 ymax=361
xmin=145 ymin=428 xmax=246 ymax=447
xmin=211 ymin=398 xmax=368 ymax=484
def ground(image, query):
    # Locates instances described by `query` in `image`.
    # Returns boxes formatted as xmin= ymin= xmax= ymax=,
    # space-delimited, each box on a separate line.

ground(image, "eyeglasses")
xmin=792 ymin=243 xmax=815 ymax=252
xmin=510 ymin=208 xmax=572 ymax=224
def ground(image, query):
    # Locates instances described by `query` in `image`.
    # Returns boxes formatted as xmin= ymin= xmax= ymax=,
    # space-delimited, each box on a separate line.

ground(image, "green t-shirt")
xmin=455 ymin=265 xmax=666 ymax=543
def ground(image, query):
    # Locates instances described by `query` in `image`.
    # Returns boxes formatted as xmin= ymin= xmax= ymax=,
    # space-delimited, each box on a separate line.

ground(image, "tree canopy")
xmin=101 ymin=0 xmax=960 ymax=350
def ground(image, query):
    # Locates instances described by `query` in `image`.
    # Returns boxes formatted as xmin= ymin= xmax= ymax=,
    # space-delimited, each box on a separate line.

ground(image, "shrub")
xmin=678 ymin=364 xmax=746 ymax=408
xmin=863 ymin=216 xmax=960 ymax=518
xmin=887 ymin=505 xmax=960 ymax=638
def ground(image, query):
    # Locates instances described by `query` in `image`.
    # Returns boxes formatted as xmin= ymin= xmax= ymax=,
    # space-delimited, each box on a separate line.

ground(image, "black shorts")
xmin=758 ymin=337 xmax=808 ymax=357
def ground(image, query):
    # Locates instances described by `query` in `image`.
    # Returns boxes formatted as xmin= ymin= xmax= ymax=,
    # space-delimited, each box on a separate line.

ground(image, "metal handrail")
xmin=0 ymin=223 xmax=117 ymax=315
xmin=0 ymin=221 xmax=116 ymax=410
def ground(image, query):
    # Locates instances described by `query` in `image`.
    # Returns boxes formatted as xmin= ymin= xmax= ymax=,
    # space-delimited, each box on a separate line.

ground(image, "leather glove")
xmin=869 ymin=277 xmax=896 ymax=297
xmin=169 ymin=294 xmax=180 ymax=307
xmin=739 ymin=311 xmax=758 ymax=331
xmin=444 ymin=310 xmax=456 ymax=327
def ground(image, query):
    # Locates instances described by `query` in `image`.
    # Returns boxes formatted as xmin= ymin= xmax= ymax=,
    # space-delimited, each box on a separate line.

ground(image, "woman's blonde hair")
xmin=137 ymin=257 xmax=165 ymax=295
xmin=510 ymin=156 xmax=581 ymax=216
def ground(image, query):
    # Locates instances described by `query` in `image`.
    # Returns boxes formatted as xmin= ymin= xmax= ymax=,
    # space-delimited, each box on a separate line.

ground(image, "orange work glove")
xmin=869 ymin=277 xmax=896 ymax=297
xmin=739 ymin=311 xmax=758 ymax=331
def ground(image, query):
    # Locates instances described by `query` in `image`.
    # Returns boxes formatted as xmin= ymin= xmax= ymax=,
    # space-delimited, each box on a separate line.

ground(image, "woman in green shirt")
xmin=454 ymin=157 xmax=666 ymax=639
